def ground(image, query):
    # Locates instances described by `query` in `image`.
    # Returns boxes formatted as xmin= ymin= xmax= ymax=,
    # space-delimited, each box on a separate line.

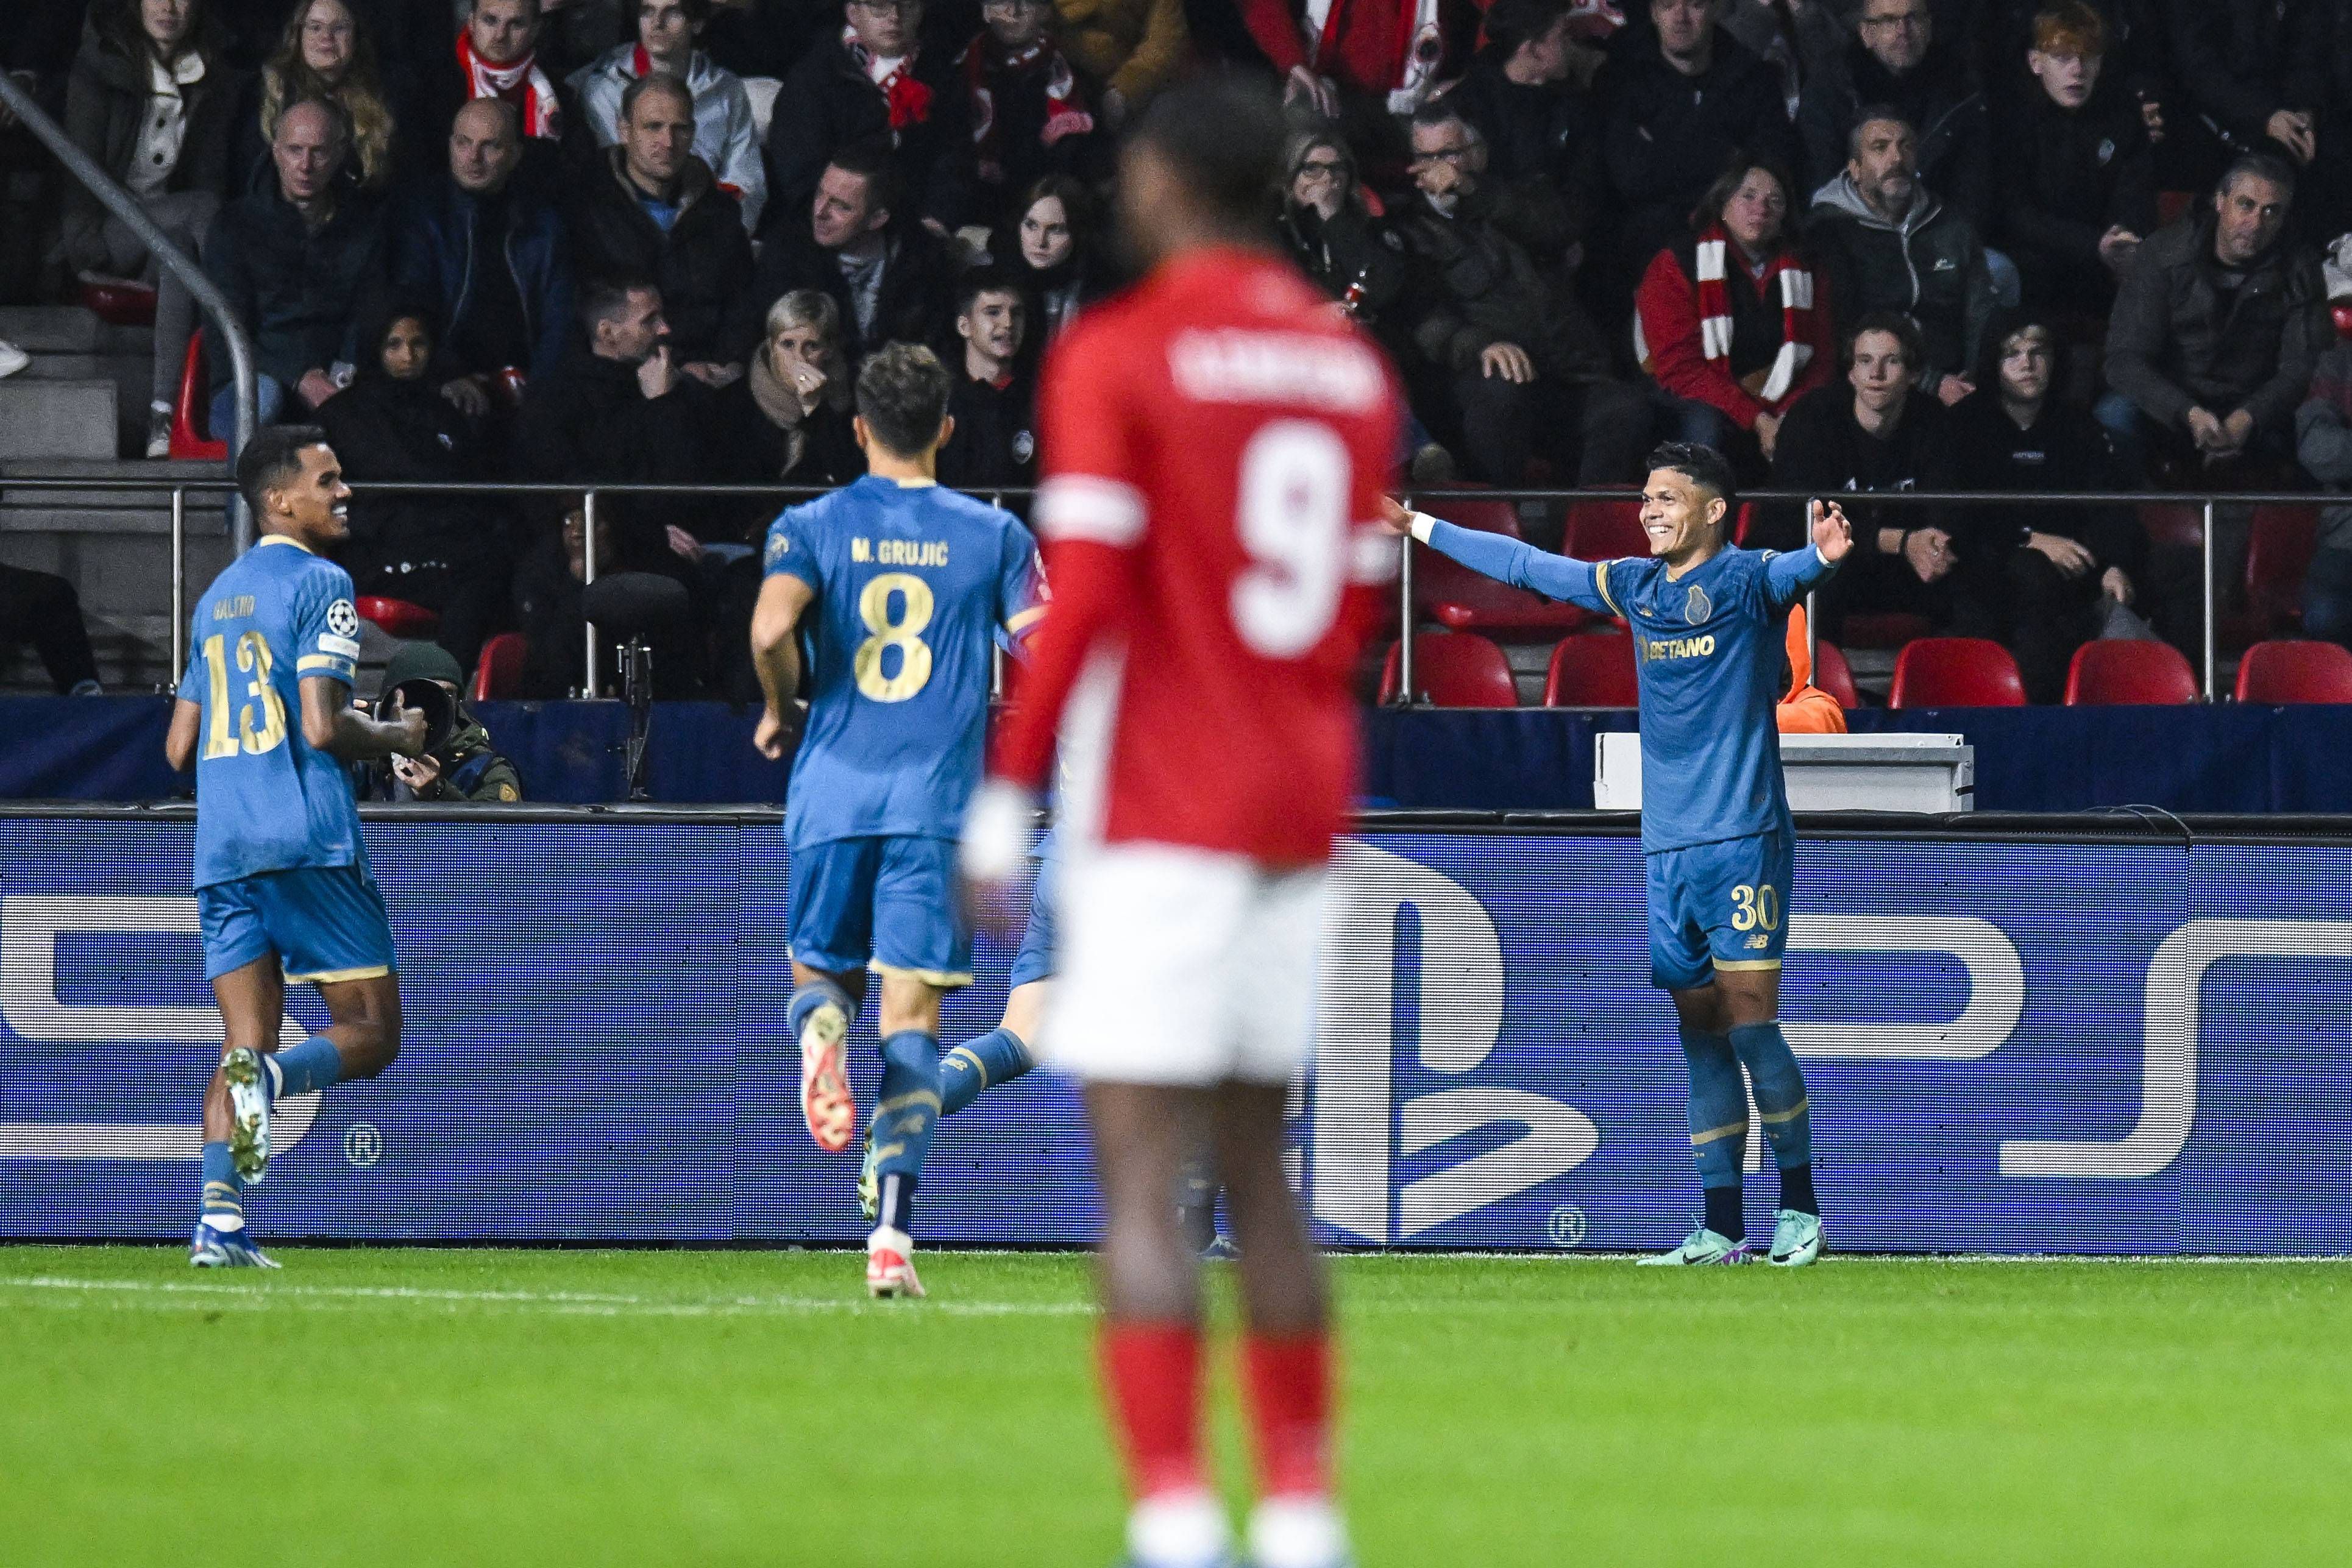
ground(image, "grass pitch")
xmin=2 ymin=1248 xmax=2346 ymax=1567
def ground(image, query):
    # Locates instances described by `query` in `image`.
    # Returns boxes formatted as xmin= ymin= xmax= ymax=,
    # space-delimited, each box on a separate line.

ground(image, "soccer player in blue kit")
xmin=1390 ymin=443 xmax=1854 ymax=1266
xmin=750 ymin=343 xmax=1045 ymax=1297
xmin=164 ymin=428 xmax=430 ymax=1268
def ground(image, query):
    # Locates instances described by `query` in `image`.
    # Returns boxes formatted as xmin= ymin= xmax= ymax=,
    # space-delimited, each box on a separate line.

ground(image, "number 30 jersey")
xmin=992 ymin=246 xmax=1402 ymax=868
xmin=764 ymin=474 xmax=1044 ymax=848
xmin=176 ymin=534 xmax=367 ymax=889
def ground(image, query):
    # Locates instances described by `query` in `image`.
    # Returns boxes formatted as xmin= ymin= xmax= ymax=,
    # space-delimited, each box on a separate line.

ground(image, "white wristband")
xmin=1408 ymin=511 xmax=1438 ymax=545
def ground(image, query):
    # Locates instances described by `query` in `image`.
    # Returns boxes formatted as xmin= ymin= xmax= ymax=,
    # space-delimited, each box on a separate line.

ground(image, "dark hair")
xmin=1646 ymin=441 xmax=1738 ymax=511
xmin=358 ymin=299 xmax=439 ymax=381
xmin=236 ymin=425 xmax=332 ymax=516
xmin=100 ymin=0 xmax=213 ymax=67
xmin=1845 ymin=104 xmax=1914 ymax=161
xmin=1009 ymin=172 xmax=1094 ymax=257
xmin=856 ymin=343 xmax=954 ymax=458
xmin=1409 ymin=98 xmax=1480 ymax=143
xmin=956 ymin=263 xmax=1029 ymax=318
xmin=2218 ymin=150 xmax=2297 ymax=205
xmin=1483 ymin=0 xmax=1572 ymax=56
xmin=1130 ymin=70 xmax=1288 ymax=229
xmin=826 ymin=138 xmax=906 ymax=221
xmin=1688 ymin=150 xmax=1794 ymax=238
xmin=641 ymin=0 xmax=714 ymax=24
xmin=578 ymin=274 xmax=659 ymax=330
xmin=620 ymin=69 xmax=694 ymax=124
xmin=1841 ymin=310 xmax=1925 ymax=372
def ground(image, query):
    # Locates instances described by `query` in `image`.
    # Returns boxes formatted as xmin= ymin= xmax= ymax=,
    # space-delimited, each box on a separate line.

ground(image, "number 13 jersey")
xmin=764 ymin=474 xmax=1044 ymax=848
xmin=993 ymin=247 xmax=1403 ymax=868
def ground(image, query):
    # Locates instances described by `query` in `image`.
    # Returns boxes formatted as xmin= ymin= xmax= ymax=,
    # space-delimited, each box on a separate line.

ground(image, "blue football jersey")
xmin=1418 ymin=522 xmax=1836 ymax=853
xmin=764 ymin=475 xmax=1043 ymax=846
xmin=176 ymin=535 xmax=367 ymax=888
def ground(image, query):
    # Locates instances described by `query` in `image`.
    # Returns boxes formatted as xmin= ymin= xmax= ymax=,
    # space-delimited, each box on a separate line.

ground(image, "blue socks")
xmin=1680 ymin=1026 xmax=1747 ymax=1240
xmin=199 ymin=1141 xmax=244 ymax=1231
xmin=871 ymin=1030 xmax=942 ymax=1233
xmin=1730 ymin=1020 xmax=1817 ymax=1216
xmin=266 ymin=1037 xmax=344 ymax=1099
xmin=939 ymin=1027 xmax=1033 ymax=1117
xmin=787 ymin=979 xmax=855 ymax=1041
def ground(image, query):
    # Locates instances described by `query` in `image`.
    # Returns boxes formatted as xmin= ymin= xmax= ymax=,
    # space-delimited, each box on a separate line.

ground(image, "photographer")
xmin=364 ymin=641 xmax=522 ymax=801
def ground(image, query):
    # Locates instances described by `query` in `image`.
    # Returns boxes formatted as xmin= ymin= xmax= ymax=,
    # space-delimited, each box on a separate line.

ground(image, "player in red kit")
xmin=960 ymin=72 xmax=1399 ymax=1568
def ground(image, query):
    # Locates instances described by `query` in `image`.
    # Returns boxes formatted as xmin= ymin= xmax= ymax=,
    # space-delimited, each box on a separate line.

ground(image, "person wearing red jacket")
xmin=1635 ymin=151 xmax=1835 ymax=478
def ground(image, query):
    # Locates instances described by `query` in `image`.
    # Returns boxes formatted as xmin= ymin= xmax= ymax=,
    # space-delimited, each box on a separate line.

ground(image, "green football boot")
xmin=1636 ymin=1227 xmax=1756 ymax=1265
xmin=1769 ymin=1208 xmax=1824 ymax=1266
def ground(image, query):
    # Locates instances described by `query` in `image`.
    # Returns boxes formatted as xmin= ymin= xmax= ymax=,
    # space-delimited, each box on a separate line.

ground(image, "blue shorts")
xmin=788 ymin=834 xmax=973 ymax=988
xmin=1644 ymin=828 xmax=1794 ymax=992
xmin=1007 ymin=835 xmax=1059 ymax=991
xmin=197 ymin=864 xmax=396 ymax=984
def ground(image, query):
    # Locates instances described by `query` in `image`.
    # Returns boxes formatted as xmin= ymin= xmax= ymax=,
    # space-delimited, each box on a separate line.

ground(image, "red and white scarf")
xmin=845 ymin=26 xmax=932 ymax=133
xmin=1693 ymin=226 xmax=1816 ymax=403
xmin=962 ymin=37 xmax=1093 ymax=182
xmin=457 ymin=30 xmax=561 ymax=139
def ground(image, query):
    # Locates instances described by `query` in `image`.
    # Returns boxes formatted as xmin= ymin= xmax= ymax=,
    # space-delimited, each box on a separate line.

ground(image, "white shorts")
xmin=1042 ymin=843 xmax=1329 ymax=1087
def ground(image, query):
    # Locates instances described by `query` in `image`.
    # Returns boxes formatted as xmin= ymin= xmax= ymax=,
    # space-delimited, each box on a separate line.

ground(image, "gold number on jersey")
xmin=200 ymin=631 xmax=288 ymax=759
xmin=1730 ymin=883 xmax=1780 ymax=934
xmin=1232 ymin=420 xmax=1351 ymax=659
xmin=854 ymin=572 xmax=936 ymax=702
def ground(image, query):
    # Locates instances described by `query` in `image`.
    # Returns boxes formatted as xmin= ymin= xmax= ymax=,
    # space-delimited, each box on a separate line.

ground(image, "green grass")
xmin=2 ymin=1249 xmax=2347 ymax=1567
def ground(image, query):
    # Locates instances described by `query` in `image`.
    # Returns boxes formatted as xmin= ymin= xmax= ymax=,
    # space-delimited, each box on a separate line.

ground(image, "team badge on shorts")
xmin=1685 ymin=584 xmax=1712 ymax=625
xmin=327 ymin=598 xmax=361 ymax=639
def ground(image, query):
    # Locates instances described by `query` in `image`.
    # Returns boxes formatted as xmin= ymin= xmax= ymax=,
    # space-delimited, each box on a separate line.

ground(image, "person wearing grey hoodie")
xmin=1808 ymin=105 xmax=1994 ymax=404
xmin=2296 ymin=336 xmax=2352 ymax=648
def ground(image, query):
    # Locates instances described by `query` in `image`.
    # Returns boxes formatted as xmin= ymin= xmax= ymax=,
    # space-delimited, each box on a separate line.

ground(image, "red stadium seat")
xmin=1889 ymin=638 xmax=2027 ymax=708
xmin=2155 ymin=190 xmax=2195 ymax=227
xmin=2137 ymin=502 xmax=2204 ymax=550
xmin=2243 ymin=504 xmax=2320 ymax=636
xmin=1565 ymin=494 xmax=1647 ymax=561
xmin=471 ymin=632 xmax=530 ymax=701
xmin=2064 ymin=639 xmax=2199 ymax=704
xmin=1412 ymin=491 xmax=1587 ymax=637
xmin=2235 ymin=639 xmax=2352 ymax=703
xmin=1836 ymin=612 xmax=1933 ymax=650
xmin=357 ymin=597 xmax=441 ymax=638
xmin=2335 ymin=301 xmax=2352 ymax=344
xmin=1542 ymin=631 xmax=1640 ymax=706
xmin=169 ymin=329 xmax=227 ymax=461
xmin=79 ymin=273 xmax=155 ymax=327
xmin=1812 ymin=637 xmax=1860 ymax=709
xmin=1378 ymin=632 xmax=1519 ymax=707
xmin=1733 ymin=501 xmax=1757 ymax=545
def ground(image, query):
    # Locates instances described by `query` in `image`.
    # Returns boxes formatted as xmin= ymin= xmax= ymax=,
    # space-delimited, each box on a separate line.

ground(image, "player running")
xmin=1388 ymin=444 xmax=1852 ymax=1266
xmin=961 ymin=74 xmax=1398 ymax=1568
xmin=751 ymin=342 xmax=1044 ymax=1299
xmin=165 ymin=427 xmax=428 ymax=1268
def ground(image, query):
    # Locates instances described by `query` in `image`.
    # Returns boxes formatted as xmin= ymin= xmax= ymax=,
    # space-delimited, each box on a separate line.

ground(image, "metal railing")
xmin=0 ymin=475 xmax=2323 ymax=700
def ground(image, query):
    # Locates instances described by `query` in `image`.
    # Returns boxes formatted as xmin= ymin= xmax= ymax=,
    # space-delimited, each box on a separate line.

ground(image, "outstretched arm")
xmin=1380 ymin=499 xmax=1615 ymax=614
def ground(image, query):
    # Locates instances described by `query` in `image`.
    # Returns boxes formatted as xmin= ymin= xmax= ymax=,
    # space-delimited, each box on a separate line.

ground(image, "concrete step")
xmin=0 ymin=305 xmax=152 ymax=357
xmin=0 ymin=378 xmax=121 ymax=461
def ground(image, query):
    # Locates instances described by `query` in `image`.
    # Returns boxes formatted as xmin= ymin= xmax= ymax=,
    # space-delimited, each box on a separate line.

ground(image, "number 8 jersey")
xmin=764 ymin=474 xmax=1045 ymax=849
xmin=993 ymin=247 xmax=1403 ymax=867
xmin=177 ymin=535 xmax=368 ymax=889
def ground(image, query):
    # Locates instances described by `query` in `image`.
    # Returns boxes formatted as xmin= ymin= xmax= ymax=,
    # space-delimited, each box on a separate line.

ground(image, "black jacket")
xmin=1393 ymin=186 xmax=1613 ymax=385
xmin=1947 ymin=392 xmax=2144 ymax=573
xmin=1445 ymin=50 xmax=1604 ymax=244
xmin=387 ymin=176 xmax=576 ymax=381
xmin=1768 ymin=383 xmax=1958 ymax=552
xmin=1992 ymin=72 xmax=2158 ymax=313
xmin=317 ymin=361 xmax=501 ymax=572
xmin=514 ymin=349 xmax=715 ymax=566
xmin=2103 ymin=208 xmax=2330 ymax=435
xmin=936 ymin=367 xmax=1038 ymax=492
xmin=564 ymin=149 xmax=755 ymax=364
xmin=2162 ymin=0 xmax=2308 ymax=152
xmin=1797 ymin=36 xmax=1991 ymax=228
xmin=764 ymin=32 xmax=976 ymax=236
xmin=1808 ymin=172 xmax=1996 ymax=395
xmin=60 ymin=17 xmax=244 ymax=268
xmin=1280 ymin=200 xmax=1411 ymax=355
xmin=723 ymin=220 xmax=957 ymax=364
xmin=708 ymin=373 xmax=865 ymax=540
xmin=204 ymin=179 xmax=387 ymax=391
xmin=1597 ymin=31 xmax=1796 ymax=261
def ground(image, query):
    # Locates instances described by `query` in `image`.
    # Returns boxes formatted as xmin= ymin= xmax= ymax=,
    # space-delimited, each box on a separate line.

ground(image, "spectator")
xmin=1994 ymin=2 xmax=2158 ymax=319
xmin=714 ymin=289 xmax=865 ymax=525
xmin=510 ymin=498 xmax=604 ymax=697
xmin=416 ymin=0 xmax=565 ymax=169
xmin=1279 ymin=129 xmax=1410 ymax=359
xmin=2 ymin=2 xmax=83 ymax=303
xmin=1635 ymin=152 xmax=1835 ymax=475
xmin=936 ymin=266 xmax=1038 ymax=491
xmin=516 ymin=277 xmax=712 ymax=573
xmin=1237 ymin=0 xmax=1451 ymax=147
xmin=959 ymin=0 xmax=1101 ymax=200
xmin=388 ymin=99 xmax=574 ymax=390
xmin=204 ymin=97 xmax=386 ymax=437
xmin=1719 ymin=0 xmax=1855 ymax=113
xmin=764 ymin=0 xmax=975 ymax=238
xmin=0 ymin=564 xmax=104 ymax=695
xmin=700 ymin=0 xmax=828 ymax=80
xmin=2294 ymin=0 xmax=2352 ymax=242
xmin=238 ymin=0 xmax=399 ymax=193
xmin=1948 ymin=307 xmax=2150 ymax=700
xmin=725 ymin=140 xmax=957 ymax=364
xmin=570 ymin=0 xmax=767 ymax=233
xmin=1809 ymin=108 xmax=1995 ymax=403
xmin=2299 ymin=332 xmax=2352 ymax=646
xmin=998 ymin=172 xmax=1104 ymax=341
xmin=1049 ymin=0 xmax=1187 ymax=121
xmin=1797 ymin=0 xmax=1991 ymax=232
xmin=1444 ymin=0 xmax=1603 ymax=242
xmin=319 ymin=304 xmax=510 ymax=673
xmin=1769 ymin=311 xmax=1961 ymax=634
xmin=364 ymin=640 xmax=522 ymax=801
xmin=63 ymin=0 xmax=244 ymax=459
xmin=566 ymin=72 xmax=753 ymax=374
xmin=2101 ymin=152 xmax=2329 ymax=479
xmin=2161 ymin=0 xmax=2317 ymax=193
xmin=1395 ymin=101 xmax=1649 ymax=486
xmin=1596 ymin=0 xmax=1797 ymax=277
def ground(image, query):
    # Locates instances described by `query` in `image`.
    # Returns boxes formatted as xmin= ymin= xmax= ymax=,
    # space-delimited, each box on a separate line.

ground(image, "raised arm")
xmin=1401 ymin=509 xmax=1615 ymax=614
xmin=1763 ymin=498 xmax=1852 ymax=608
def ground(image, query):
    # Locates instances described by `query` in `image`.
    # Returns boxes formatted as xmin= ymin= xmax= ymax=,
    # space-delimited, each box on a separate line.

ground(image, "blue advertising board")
xmin=2 ymin=813 xmax=2347 ymax=1253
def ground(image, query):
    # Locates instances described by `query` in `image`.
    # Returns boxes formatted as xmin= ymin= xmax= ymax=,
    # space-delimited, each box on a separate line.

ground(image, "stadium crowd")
xmin=7 ymin=0 xmax=2352 ymax=701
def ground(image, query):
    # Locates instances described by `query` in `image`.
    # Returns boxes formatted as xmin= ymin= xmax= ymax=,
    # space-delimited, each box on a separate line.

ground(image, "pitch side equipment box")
xmin=1594 ymin=731 xmax=1976 ymax=813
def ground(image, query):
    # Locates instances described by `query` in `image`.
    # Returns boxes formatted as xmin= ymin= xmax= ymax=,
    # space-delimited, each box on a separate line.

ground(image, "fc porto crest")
xmin=1684 ymin=583 xmax=1712 ymax=625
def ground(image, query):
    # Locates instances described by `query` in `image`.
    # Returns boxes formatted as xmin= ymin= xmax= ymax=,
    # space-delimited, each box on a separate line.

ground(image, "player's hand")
xmin=392 ymin=705 xmax=430 ymax=758
xmin=2027 ymin=531 xmax=2095 ymax=576
xmin=391 ymin=751 xmax=444 ymax=795
xmin=1375 ymin=495 xmax=1415 ymax=537
xmin=959 ymin=778 xmax=1036 ymax=935
xmin=1903 ymin=527 xmax=1954 ymax=583
xmin=1809 ymin=499 xmax=1853 ymax=563
xmin=1480 ymin=342 xmax=1535 ymax=383
xmin=2102 ymin=566 xmax=2135 ymax=606
xmin=752 ymin=703 xmax=803 ymax=761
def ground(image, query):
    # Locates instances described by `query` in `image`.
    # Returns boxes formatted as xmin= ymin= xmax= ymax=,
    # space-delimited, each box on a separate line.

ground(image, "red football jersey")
xmin=992 ymin=246 xmax=1401 ymax=867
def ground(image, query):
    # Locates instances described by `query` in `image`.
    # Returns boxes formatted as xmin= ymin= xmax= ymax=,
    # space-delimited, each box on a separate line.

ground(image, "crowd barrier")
xmin=3 ymin=807 xmax=2346 ymax=1253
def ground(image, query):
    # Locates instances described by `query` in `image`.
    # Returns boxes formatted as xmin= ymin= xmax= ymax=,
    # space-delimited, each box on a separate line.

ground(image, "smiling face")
xmin=1849 ymin=328 xmax=1915 ymax=416
xmin=380 ymin=316 xmax=432 ymax=381
xmin=1019 ymin=194 xmax=1073 ymax=269
xmin=272 ymin=444 xmax=354 ymax=546
xmin=300 ymin=0 xmax=355 ymax=80
xmin=1640 ymin=465 xmax=1728 ymax=562
xmin=959 ymin=289 xmax=1026 ymax=363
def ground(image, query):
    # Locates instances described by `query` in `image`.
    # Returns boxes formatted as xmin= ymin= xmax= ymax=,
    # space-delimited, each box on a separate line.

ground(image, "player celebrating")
xmin=961 ymin=74 xmax=1399 ymax=1568
xmin=165 ymin=428 xmax=428 ymax=1268
xmin=751 ymin=342 xmax=1043 ymax=1299
xmin=1390 ymin=445 xmax=1851 ymax=1266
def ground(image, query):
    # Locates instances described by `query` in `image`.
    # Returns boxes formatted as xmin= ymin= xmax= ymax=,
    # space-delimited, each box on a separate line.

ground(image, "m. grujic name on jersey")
xmin=851 ymin=537 xmax=951 ymax=567
xmin=1641 ymin=633 xmax=1718 ymax=662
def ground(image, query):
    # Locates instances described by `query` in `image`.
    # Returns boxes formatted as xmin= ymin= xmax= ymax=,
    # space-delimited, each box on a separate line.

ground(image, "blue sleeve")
xmin=1423 ymin=520 xmax=1616 ymax=614
xmin=762 ymin=506 xmax=821 ymax=589
xmin=998 ymin=517 xmax=1045 ymax=645
xmin=1761 ymin=545 xmax=1838 ymax=611
xmin=294 ymin=566 xmax=361 ymax=686
xmin=177 ymin=637 xmax=204 ymax=703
